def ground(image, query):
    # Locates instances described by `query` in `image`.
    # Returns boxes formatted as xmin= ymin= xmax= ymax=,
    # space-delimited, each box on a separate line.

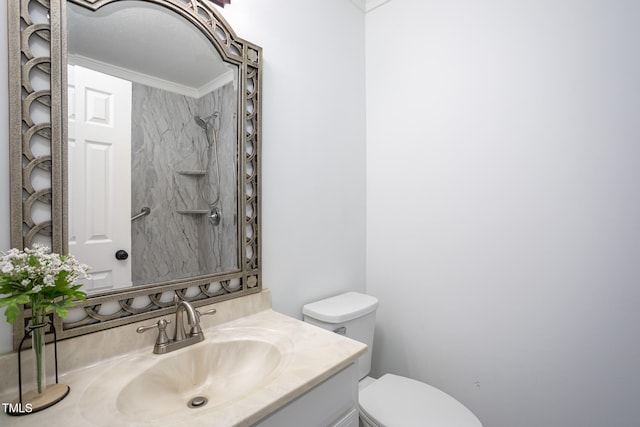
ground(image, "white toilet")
xmin=302 ymin=292 xmax=482 ymax=427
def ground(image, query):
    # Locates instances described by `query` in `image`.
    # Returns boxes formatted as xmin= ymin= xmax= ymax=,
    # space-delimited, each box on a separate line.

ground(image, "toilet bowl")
xmin=302 ymin=292 xmax=482 ymax=427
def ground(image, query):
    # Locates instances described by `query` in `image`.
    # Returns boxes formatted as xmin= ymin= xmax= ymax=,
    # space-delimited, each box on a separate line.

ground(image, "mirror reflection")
xmin=66 ymin=1 xmax=240 ymax=293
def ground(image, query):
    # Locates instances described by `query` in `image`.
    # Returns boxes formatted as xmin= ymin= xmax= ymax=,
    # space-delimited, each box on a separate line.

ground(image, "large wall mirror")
xmin=8 ymin=0 xmax=262 ymax=350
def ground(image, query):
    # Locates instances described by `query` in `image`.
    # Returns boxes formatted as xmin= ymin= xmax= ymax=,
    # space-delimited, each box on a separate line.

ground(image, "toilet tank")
xmin=302 ymin=292 xmax=379 ymax=380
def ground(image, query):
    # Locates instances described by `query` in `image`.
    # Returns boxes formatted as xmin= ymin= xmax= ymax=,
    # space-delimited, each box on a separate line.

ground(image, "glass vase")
xmin=30 ymin=306 xmax=47 ymax=396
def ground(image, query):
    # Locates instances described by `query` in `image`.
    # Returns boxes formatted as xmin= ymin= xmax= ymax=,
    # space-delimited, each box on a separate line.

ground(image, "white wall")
xmin=222 ymin=0 xmax=367 ymax=315
xmin=0 ymin=0 xmax=367 ymax=353
xmin=366 ymin=1 xmax=640 ymax=426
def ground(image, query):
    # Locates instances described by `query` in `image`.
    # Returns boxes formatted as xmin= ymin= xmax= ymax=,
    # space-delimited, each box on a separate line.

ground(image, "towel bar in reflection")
xmin=131 ymin=207 xmax=151 ymax=222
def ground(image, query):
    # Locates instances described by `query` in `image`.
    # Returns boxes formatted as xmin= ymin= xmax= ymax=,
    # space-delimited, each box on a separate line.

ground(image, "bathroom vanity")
xmin=0 ymin=291 xmax=365 ymax=426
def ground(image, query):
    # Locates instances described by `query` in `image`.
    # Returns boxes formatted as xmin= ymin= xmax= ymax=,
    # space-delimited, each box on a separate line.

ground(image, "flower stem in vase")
xmin=30 ymin=304 xmax=47 ymax=396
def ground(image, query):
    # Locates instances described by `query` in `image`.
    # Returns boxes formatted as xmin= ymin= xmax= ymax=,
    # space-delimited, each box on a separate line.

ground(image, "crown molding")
xmin=68 ymin=54 xmax=232 ymax=99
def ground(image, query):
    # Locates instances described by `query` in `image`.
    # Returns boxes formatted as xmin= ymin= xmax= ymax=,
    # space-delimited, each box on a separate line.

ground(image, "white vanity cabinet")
xmin=254 ymin=363 xmax=360 ymax=427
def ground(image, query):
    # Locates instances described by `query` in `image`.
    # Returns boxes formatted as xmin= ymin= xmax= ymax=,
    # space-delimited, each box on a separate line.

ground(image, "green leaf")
xmin=0 ymin=294 xmax=30 ymax=324
xmin=54 ymin=270 xmax=70 ymax=289
xmin=47 ymin=297 xmax=83 ymax=320
xmin=0 ymin=277 xmax=24 ymax=294
xmin=0 ymin=293 xmax=30 ymax=307
xmin=3 ymin=303 xmax=21 ymax=324
xmin=72 ymin=290 xmax=87 ymax=301
xmin=54 ymin=306 xmax=69 ymax=319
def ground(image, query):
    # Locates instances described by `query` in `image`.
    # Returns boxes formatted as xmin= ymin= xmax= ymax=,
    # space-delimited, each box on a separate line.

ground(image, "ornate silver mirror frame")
xmin=8 ymin=0 xmax=262 ymax=350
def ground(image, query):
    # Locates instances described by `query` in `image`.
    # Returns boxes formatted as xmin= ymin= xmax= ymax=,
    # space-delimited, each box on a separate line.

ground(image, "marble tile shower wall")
xmin=196 ymin=83 xmax=239 ymax=276
xmin=130 ymin=82 xmax=238 ymax=286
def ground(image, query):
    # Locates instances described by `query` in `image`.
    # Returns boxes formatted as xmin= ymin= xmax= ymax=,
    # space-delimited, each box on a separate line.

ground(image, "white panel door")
xmin=68 ymin=64 xmax=132 ymax=291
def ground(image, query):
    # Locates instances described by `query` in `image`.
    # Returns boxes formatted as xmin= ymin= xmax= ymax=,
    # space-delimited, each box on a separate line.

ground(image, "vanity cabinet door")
xmin=254 ymin=363 xmax=359 ymax=427
xmin=331 ymin=408 xmax=359 ymax=427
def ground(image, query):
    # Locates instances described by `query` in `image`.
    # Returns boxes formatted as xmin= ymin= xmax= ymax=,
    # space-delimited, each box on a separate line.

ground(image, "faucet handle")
xmin=137 ymin=318 xmax=171 ymax=347
xmin=136 ymin=318 xmax=170 ymax=333
xmin=197 ymin=308 xmax=217 ymax=318
xmin=189 ymin=308 xmax=216 ymax=337
xmin=195 ymin=308 xmax=217 ymax=325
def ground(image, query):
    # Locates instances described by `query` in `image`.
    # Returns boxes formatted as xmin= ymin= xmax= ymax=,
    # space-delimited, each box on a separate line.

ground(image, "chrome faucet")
xmin=174 ymin=297 xmax=199 ymax=341
xmin=137 ymin=293 xmax=216 ymax=354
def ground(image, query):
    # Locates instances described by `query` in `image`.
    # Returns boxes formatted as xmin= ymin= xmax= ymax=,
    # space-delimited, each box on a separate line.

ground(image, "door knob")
xmin=115 ymin=250 xmax=129 ymax=260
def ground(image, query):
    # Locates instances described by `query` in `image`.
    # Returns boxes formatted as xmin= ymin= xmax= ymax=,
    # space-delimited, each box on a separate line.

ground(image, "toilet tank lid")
xmin=302 ymin=292 xmax=379 ymax=323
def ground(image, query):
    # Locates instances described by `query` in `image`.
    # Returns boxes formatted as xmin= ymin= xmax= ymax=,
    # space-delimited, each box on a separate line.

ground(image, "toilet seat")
xmin=359 ymin=374 xmax=482 ymax=427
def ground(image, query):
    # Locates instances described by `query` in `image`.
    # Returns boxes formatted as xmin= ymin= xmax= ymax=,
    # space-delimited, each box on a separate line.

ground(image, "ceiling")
xmin=67 ymin=1 xmax=231 ymax=93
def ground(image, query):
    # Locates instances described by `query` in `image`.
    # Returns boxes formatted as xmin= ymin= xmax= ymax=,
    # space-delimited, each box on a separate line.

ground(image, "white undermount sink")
xmin=80 ymin=326 xmax=294 ymax=425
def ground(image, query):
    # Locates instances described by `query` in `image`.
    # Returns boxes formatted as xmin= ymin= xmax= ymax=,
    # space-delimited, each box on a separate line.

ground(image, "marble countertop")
xmin=0 ymin=309 xmax=366 ymax=427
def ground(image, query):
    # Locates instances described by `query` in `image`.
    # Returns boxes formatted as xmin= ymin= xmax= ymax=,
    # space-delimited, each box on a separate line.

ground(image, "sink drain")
xmin=187 ymin=396 xmax=208 ymax=409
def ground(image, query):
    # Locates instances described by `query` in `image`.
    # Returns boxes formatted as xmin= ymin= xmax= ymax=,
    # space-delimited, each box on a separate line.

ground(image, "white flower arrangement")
xmin=0 ymin=244 xmax=90 ymax=324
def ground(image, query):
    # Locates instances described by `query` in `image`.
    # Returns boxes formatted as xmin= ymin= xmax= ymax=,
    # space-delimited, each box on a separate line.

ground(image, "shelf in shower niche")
xmin=176 ymin=170 xmax=207 ymax=176
xmin=176 ymin=210 xmax=210 ymax=215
